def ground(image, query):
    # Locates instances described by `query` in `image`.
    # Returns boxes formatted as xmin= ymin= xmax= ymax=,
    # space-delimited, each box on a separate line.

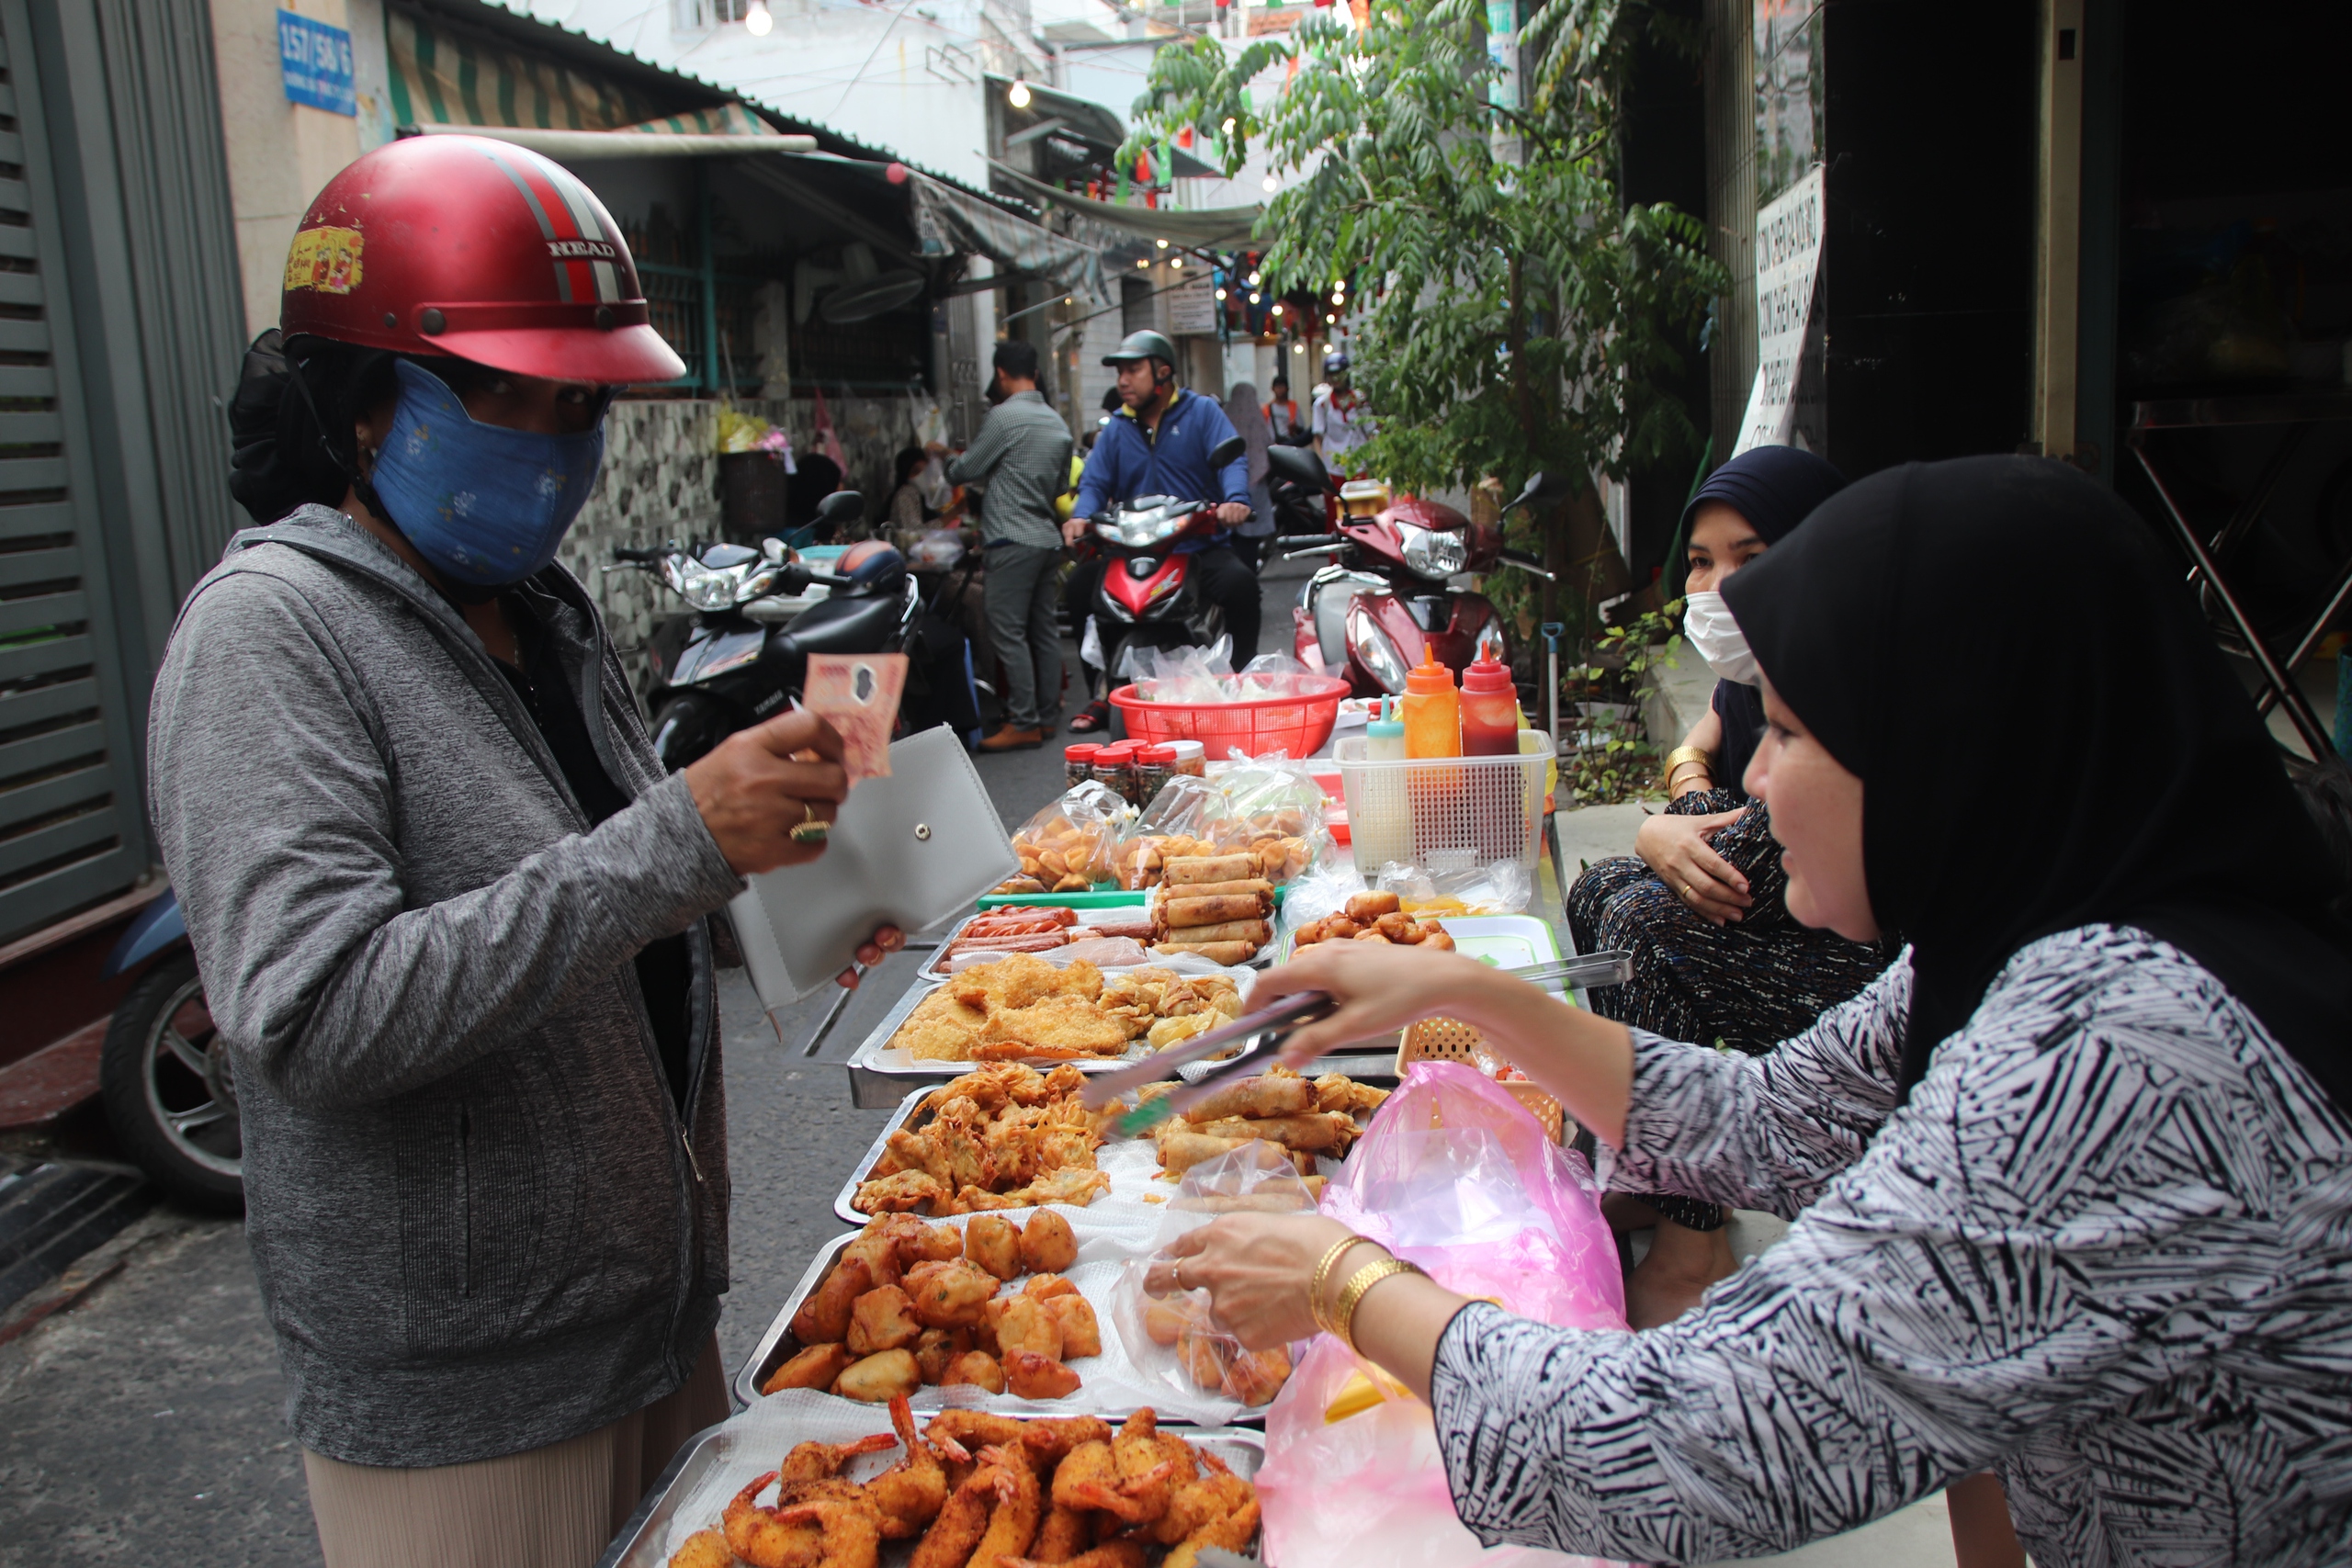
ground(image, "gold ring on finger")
xmin=788 ymin=799 xmax=829 ymax=846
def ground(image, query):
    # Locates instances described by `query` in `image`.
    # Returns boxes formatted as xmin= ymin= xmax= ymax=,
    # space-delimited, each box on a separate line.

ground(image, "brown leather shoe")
xmin=978 ymin=725 xmax=1046 ymax=752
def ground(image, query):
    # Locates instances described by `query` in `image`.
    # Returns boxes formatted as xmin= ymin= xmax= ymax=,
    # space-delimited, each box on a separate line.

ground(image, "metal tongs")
xmin=1080 ymin=949 xmax=1634 ymax=1135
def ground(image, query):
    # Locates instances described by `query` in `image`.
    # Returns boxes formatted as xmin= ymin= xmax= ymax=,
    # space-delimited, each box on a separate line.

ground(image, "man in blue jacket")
xmin=1065 ymin=331 xmax=1256 ymax=730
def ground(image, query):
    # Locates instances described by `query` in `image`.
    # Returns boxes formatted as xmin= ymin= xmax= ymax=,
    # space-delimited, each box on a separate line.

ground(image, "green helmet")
xmin=1102 ymin=329 xmax=1178 ymax=369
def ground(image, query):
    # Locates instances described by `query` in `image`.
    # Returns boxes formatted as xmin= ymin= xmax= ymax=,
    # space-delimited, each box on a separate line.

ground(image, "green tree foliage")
xmin=1129 ymin=0 xmax=1724 ymax=554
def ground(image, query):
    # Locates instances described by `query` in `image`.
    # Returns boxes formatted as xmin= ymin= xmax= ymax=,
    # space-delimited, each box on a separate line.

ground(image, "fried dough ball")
xmin=832 ymin=1348 xmax=922 ymax=1403
xmin=841 ymin=1230 xmax=906 ymax=1292
xmin=909 ymin=1221 xmax=964 ymax=1262
xmin=1143 ymin=1294 xmax=1193 ymax=1347
xmin=1021 ymin=1272 xmax=1078 ymax=1302
xmin=1046 ymin=1294 xmax=1102 ymax=1359
xmin=1346 ymin=890 xmax=1402 ymax=920
xmin=963 ymin=1215 xmax=1023 ymax=1280
xmin=993 ymin=1293 xmax=1064 ymax=1361
xmin=1019 ymin=1210 xmax=1080 ymax=1274
xmin=1003 ymin=1349 xmax=1083 ymax=1400
xmin=904 ymin=1258 xmax=1001 ymax=1328
xmin=1177 ymin=1327 xmax=1230 ymax=1391
xmin=760 ymin=1342 xmax=853 ymax=1395
xmin=912 ymin=1325 xmax=970 ymax=1385
xmin=1222 ymin=1345 xmax=1290 ymax=1406
xmin=788 ymin=1255 xmax=870 ymax=1345
xmin=941 ymin=1350 xmax=1006 ymax=1393
xmin=847 ymin=1284 xmax=923 ymax=1355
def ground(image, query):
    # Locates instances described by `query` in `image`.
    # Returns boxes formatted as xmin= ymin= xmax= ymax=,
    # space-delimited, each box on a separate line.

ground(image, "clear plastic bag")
xmin=1123 ymin=638 xmax=1234 ymax=701
xmin=1374 ymin=859 xmax=1532 ymax=916
xmin=1114 ymin=767 xmax=1326 ymax=888
xmin=1255 ymin=1062 xmax=1628 ymax=1568
xmin=1112 ymin=1143 xmax=1315 ymax=1411
xmin=1009 ymin=780 xmax=1130 ymax=892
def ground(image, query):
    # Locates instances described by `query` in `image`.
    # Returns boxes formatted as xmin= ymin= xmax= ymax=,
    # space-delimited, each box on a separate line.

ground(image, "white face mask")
xmin=1682 ymin=590 xmax=1759 ymax=686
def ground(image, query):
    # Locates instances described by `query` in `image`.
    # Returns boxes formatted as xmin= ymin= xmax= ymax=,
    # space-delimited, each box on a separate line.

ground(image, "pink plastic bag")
xmin=1256 ymin=1062 xmax=1629 ymax=1568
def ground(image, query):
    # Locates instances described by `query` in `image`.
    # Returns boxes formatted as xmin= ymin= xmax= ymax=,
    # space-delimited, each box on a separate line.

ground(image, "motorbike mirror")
xmin=813 ymin=490 xmax=865 ymax=527
xmin=1508 ymin=470 xmax=1574 ymax=513
xmin=1265 ymin=444 xmax=1330 ymax=493
xmin=1207 ymin=434 xmax=1247 ymax=470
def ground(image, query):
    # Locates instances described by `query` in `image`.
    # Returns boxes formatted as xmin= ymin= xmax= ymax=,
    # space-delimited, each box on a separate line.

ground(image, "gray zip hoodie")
xmin=146 ymin=506 xmax=745 ymax=1468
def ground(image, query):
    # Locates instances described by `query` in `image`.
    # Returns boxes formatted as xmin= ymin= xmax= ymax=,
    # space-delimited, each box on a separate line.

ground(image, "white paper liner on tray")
xmin=855 ymin=957 xmax=1258 ymax=1074
xmin=650 ymin=1393 xmax=1264 ymax=1566
xmin=752 ymin=1191 xmax=1257 ymax=1427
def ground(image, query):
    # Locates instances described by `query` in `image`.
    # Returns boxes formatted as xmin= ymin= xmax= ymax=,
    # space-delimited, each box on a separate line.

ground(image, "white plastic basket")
xmin=1331 ymin=729 xmax=1549 ymax=877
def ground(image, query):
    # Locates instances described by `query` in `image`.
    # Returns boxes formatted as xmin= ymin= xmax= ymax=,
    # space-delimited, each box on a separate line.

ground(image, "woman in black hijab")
xmin=1566 ymin=444 xmax=1891 ymax=1325
xmin=1155 ymin=457 xmax=2352 ymax=1566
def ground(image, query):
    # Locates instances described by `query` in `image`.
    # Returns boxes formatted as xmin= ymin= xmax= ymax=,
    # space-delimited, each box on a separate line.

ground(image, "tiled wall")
xmin=557 ymin=392 xmax=933 ymax=703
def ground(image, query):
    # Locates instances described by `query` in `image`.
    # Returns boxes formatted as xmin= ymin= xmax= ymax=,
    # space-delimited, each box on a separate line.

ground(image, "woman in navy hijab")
xmin=1566 ymin=446 xmax=1893 ymax=1326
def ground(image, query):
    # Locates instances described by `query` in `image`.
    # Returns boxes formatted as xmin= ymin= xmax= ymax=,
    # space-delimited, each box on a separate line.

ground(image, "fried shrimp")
xmin=1001 ymin=1545 xmax=1147 ymax=1568
xmin=778 ymin=1430 xmax=897 ymax=1486
xmin=763 ymin=1496 xmax=883 ymax=1568
xmin=964 ymin=1444 xmax=1042 ymax=1566
xmin=666 ymin=1528 xmax=733 ymax=1568
xmin=722 ymin=1472 xmax=826 ymax=1568
xmin=864 ymin=1394 xmax=952 ymax=1540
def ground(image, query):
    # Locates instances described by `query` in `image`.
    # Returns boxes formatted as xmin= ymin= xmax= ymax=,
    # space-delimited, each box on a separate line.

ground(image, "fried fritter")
xmin=978 ymin=995 xmax=1130 ymax=1057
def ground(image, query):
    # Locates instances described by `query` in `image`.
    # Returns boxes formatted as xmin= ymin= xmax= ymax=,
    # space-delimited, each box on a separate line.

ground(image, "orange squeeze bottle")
xmin=1401 ymin=652 xmax=1462 ymax=758
xmin=1459 ymin=651 xmax=1519 ymax=756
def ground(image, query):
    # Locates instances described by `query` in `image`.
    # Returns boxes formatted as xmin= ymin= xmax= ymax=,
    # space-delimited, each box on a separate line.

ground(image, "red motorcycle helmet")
xmin=278 ymin=132 xmax=685 ymax=384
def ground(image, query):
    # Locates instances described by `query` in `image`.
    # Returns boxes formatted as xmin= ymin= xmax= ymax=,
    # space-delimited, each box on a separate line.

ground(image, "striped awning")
xmin=385 ymin=8 xmax=771 ymax=135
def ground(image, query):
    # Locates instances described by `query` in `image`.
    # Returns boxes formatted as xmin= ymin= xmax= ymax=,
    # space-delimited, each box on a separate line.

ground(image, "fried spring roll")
xmin=1160 ymin=894 xmax=1268 ymax=928
xmin=1155 ymin=918 xmax=1270 ymax=947
xmin=1156 ymin=1131 xmax=1251 ymax=1175
xmin=1152 ymin=941 xmax=1258 ymax=965
xmin=1187 ymin=1112 xmax=1354 ymax=1153
xmin=1163 ymin=854 xmax=1258 ymax=886
xmin=1181 ymin=1075 xmax=1317 ymax=1123
xmin=1164 ymin=879 xmax=1274 ymax=901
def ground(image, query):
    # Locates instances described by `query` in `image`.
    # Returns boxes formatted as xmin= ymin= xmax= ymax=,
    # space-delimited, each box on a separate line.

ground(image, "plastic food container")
xmin=1164 ymin=739 xmax=1207 ymax=776
xmin=1063 ymin=742 xmax=1102 ymax=790
xmin=1109 ymin=674 xmax=1351 ymax=760
xmin=1331 ymin=730 xmax=1550 ymax=876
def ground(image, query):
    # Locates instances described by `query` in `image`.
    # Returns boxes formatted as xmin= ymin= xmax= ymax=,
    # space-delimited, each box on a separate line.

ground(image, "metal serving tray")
xmin=597 ymin=1413 xmax=1266 ymax=1568
xmin=835 ymin=1057 xmax=1399 ymax=1226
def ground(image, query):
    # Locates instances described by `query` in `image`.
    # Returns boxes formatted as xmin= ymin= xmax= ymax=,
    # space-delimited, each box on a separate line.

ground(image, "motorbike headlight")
xmin=738 ymin=567 xmax=782 ymax=604
xmin=1345 ymin=604 xmax=1414 ymax=694
xmin=681 ymin=566 xmax=738 ymax=611
xmin=1399 ymin=524 xmax=1469 ymax=580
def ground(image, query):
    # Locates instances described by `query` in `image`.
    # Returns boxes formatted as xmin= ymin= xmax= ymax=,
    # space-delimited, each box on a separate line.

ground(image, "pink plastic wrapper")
xmin=1257 ymin=1062 xmax=1630 ymax=1568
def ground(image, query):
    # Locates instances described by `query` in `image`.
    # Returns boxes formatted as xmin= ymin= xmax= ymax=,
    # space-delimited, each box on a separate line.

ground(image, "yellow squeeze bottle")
xmin=1401 ymin=653 xmax=1461 ymax=758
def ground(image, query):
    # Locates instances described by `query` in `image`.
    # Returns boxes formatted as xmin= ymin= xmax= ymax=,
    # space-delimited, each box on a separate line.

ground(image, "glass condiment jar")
xmin=1064 ymin=743 xmax=1103 ymax=791
xmin=1091 ymin=739 xmax=1138 ymax=803
xmin=1163 ymin=739 xmax=1207 ymax=777
xmin=1133 ymin=744 xmax=1177 ymax=805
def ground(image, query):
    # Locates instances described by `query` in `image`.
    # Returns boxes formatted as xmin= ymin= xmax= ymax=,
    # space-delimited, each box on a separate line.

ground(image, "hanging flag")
xmin=1135 ymin=149 xmax=1154 ymax=186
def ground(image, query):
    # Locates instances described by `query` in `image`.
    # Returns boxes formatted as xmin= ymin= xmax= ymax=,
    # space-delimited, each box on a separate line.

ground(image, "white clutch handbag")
xmin=728 ymin=724 xmax=1018 ymax=1008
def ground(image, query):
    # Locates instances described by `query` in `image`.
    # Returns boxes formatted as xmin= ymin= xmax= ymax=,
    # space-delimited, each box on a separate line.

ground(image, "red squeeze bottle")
xmin=1459 ymin=652 xmax=1520 ymax=756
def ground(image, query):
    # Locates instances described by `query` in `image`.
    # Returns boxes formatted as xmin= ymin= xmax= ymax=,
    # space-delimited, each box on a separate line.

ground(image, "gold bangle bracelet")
xmin=1331 ymin=1257 xmax=1427 ymax=1353
xmin=1666 ymin=761 xmax=1713 ymax=792
xmin=1661 ymin=745 xmax=1713 ymax=772
xmin=1308 ymin=1235 xmax=1371 ymax=1336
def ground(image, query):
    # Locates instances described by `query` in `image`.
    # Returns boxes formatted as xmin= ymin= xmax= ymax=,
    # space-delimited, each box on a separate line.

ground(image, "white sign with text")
xmin=1732 ymin=164 xmax=1825 ymax=456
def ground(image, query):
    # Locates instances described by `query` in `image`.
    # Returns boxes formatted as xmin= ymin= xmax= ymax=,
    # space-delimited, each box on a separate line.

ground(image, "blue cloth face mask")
xmin=368 ymin=358 xmax=608 ymax=592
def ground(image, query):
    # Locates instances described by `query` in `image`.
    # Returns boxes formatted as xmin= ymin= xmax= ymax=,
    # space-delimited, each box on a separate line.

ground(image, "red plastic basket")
xmin=1107 ymin=675 xmax=1352 ymax=759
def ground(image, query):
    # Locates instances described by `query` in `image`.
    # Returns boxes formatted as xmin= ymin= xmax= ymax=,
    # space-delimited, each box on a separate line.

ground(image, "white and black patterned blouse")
xmin=1429 ymin=925 xmax=2352 ymax=1566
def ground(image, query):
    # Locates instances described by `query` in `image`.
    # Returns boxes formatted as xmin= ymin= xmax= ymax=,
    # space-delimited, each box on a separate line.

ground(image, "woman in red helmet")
xmin=147 ymin=135 xmax=893 ymax=1566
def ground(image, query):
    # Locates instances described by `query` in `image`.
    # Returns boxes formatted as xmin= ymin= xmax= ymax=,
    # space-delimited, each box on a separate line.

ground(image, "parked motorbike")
xmin=1272 ymin=446 xmax=1558 ymax=696
xmin=1088 ymin=434 xmax=1250 ymax=679
xmin=615 ymin=491 xmax=978 ymax=768
xmin=94 ymin=891 xmax=239 ymax=1212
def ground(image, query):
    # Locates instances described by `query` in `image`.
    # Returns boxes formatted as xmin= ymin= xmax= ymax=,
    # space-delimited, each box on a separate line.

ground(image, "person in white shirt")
xmin=1311 ymin=351 xmax=1372 ymax=472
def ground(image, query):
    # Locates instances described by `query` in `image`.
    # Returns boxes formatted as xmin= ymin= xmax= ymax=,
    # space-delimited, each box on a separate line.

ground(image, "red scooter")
xmin=1270 ymin=446 xmax=1557 ymax=695
xmin=1088 ymin=434 xmax=1249 ymax=677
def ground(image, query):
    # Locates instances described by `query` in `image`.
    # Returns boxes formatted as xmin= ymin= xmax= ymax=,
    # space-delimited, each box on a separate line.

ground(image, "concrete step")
xmin=0 ymin=1157 xmax=153 ymax=1315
